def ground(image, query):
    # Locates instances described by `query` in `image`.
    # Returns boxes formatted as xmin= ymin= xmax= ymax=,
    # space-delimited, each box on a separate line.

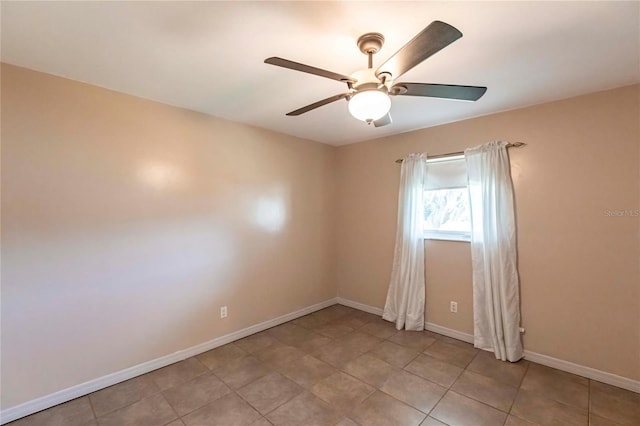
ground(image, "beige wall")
xmin=1 ymin=64 xmax=336 ymax=408
xmin=335 ymin=85 xmax=640 ymax=381
xmin=2 ymin=62 xmax=638 ymax=412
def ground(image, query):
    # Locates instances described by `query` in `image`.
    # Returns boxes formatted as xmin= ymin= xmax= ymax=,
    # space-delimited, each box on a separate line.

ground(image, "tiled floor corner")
xmin=7 ymin=304 xmax=640 ymax=426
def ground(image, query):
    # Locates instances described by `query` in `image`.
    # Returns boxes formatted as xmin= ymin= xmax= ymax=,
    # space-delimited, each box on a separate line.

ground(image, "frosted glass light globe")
xmin=348 ymin=90 xmax=391 ymax=122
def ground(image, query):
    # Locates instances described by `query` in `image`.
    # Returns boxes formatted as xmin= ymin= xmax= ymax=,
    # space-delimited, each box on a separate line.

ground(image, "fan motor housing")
xmin=350 ymin=68 xmax=391 ymax=91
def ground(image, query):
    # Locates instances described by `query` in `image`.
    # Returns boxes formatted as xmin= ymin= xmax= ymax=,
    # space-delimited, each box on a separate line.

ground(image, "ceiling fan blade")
xmin=373 ymin=112 xmax=392 ymax=127
xmin=286 ymin=93 xmax=350 ymax=116
xmin=376 ymin=21 xmax=462 ymax=80
xmin=392 ymin=83 xmax=487 ymax=101
xmin=265 ymin=57 xmax=356 ymax=83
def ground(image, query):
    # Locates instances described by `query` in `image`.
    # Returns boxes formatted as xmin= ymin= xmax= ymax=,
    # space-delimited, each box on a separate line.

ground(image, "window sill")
xmin=424 ymin=231 xmax=471 ymax=242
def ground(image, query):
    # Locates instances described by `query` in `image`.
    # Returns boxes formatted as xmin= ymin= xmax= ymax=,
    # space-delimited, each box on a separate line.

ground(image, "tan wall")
xmin=335 ymin=85 xmax=640 ymax=381
xmin=0 ymin=64 xmax=336 ymax=408
xmin=2 ymin=62 xmax=638 ymax=411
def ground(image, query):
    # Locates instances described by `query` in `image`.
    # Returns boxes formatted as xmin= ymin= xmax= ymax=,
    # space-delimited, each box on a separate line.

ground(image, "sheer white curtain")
xmin=465 ymin=141 xmax=523 ymax=361
xmin=383 ymin=153 xmax=427 ymax=331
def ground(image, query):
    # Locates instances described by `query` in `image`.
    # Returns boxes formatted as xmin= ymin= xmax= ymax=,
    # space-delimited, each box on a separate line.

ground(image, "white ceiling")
xmin=2 ymin=1 xmax=639 ymax=146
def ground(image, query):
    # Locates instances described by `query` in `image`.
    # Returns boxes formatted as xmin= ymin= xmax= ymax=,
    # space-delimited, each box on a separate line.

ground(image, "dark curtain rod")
xmin=394 ymin=142 xmax=526 ymax=164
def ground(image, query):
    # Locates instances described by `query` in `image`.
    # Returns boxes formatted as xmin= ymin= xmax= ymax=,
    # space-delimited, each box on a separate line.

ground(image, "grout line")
xmin=161 ymin=394 xmax=180 ymax=426
xmin=85 ymin=392 xmax=98 ymax=421
xmin=425 ymin=389 xmax=449 ymax=424
xmin=19 ymin=304 xmax=610 ymax=426
xmin=504 ymin=359 xmax=529 ymax=416
xmin=587 ymin=379 xmax=592 ymax=425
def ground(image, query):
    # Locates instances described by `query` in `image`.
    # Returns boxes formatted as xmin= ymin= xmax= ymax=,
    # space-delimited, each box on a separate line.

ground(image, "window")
xmin=423 ymin=155 xmax=471 ymax=241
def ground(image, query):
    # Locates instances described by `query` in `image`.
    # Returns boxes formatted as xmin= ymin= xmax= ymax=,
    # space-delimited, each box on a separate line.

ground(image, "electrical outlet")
xmin=220 ymin=306 xmax=228 ymax=319
xmin=450 ymin=301 xmax=458 ymax=313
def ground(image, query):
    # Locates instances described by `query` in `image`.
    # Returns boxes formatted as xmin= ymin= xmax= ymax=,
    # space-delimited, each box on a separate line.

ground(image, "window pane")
xmin=424 ymin=187 xmax=470 ymax=232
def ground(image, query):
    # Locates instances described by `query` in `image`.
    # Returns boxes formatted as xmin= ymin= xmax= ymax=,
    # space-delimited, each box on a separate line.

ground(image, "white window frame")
xmin=423 ymin=155 xmax=471 ymax=243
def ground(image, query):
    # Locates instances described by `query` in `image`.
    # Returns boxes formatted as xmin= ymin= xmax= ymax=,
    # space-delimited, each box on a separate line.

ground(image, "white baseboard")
xmin=336 ymin=297 xmax=640 ymax=394
xmin=0 ymin=297 xmax=338 ymax=425
xmin=4 ymin=295 xmax=638 ymax=424
xmin=425 ymin=322 xmax=474 ymax=344
xmin=522 ymin=350 xmax=640 ymax=393
xmin=336 ymin=297 xmax=383 ymax=315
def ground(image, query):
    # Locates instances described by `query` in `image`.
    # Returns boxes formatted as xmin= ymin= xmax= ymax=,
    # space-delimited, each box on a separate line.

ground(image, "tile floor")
xmin=8 ymin=304 xmax=640 ymax=426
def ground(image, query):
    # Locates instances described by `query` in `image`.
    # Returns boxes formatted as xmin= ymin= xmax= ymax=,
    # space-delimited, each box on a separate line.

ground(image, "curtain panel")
xmin=465 ymin=141 xmax=523 ymax=361
xmin=383 ymin=153 xmax=427 ymax=331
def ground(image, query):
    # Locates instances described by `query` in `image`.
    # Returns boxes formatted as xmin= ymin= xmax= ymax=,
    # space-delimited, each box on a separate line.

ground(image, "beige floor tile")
xmin=420 ymin=417 xmax=447 ymax=426
xmin=266 ymin=392 xmax=341 ymax=426
xmin=317 ymin=305 xmax=355 ymax=321
xmin=589 ymin=413 xmax=623 ymax=426
xmin=451 ymin=370 xmax=518 ymax=412
xmin=430 ymin=391 xmax=507 ymax=426
xmin=380 ymin=369 xmax=447 ymax=413
xmin=310 ymin=372 xmax=375 ymax=414
xmin=10 ymin=416 xmax=97 ymax=426
xmin=197 ymin=344 xmax=246 ymax=372
xmin=510 ymin=389 xmax=588 ymax=426
xmin=466 ymin=350 xmax=528 ymax=387
xmin=405 ymin=354 xmax=464 ymax=388
xmin=339 ymin=312 xmax=378 ymax=329
xmin=504 ymin=415 xmax=537 ymax=425
xmin=267 ymin=323 xmax=314 ymax=343
xmin=11 ymin=308 xmax=639 ymax=426
xmin=275 ymin=354 xmax=336 ymax=388
xmin=96 ymin=393 xmax=177 ymax=426
xmin=349 ymin=390 xmax=426 ymax=426
xmin=337 ymin=331 xmax=382 ymax=353
xmin=293 ymin=313 xmax=331 ymax=329
xmin=215 ymin=355 xmax=272 ymax=389
xmin=181 ymin=393 xmax=261 ymax=426
xmin=388 ymin=330 xmax=437 ymax=351
xmin=237 ymin=372 xmax=303 ymax=415
xmin=359 ymin=319 xmax=399 ymax=340
xmin=343 ymin=353 xmax=400 ymax=388
xmin=149 ymin=358 xmax=209 ymax=391
xmin=162 ymin=373 xmax=231 ymax=416
xmin=528 ymin=363 xmax=588 ymax=386
xmin=313 ymin=342 xmax=363 ymax=369
xmin=256 ymin=343 xmax=306 ymax=370
xmin=313 ymin=322 xmax=355 ymax=339
xmin=287 ymin=332 xmax=332 ymax=353
xmin=329 ymin=418 xmax=358 ymax=426
xmin=235 ymin=332 xmax=277 ymax=354
xmin=589 ymin=380 xmax=640 ymax=425
xmin=369 ymin=340 xmax=420 ymax=368
xmin=89 ymin=375 xmax=159 ymax=417
xmin=350 ymin=309 xmax=380 ymax=321
xmin=436 ymin=335 xmax=473 ymax=347
xmin=9 ymin=397 xmax=95 ymax=426
xmin=423 ymin=340 xmax=478 ymax=368
xmin=520 ymin=363 xmax=588 ymax=410
xmin=335 ymin=418 xmax=358 ymax=426
xmin=250 ymin=418 xmax=274 ymax=426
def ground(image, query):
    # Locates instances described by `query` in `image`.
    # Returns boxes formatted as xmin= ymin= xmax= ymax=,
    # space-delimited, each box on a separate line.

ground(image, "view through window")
xmin=423 ymin=157 xmax=471 ymax=241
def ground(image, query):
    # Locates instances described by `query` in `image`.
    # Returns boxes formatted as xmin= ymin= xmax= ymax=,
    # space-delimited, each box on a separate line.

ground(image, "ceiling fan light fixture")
xmin=348 ymin=90 xmax=391 ymax=123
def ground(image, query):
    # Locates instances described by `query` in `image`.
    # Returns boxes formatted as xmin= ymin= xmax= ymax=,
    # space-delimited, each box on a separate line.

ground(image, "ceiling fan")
xmin=264 ymin=21 xmax=486 ymax=127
